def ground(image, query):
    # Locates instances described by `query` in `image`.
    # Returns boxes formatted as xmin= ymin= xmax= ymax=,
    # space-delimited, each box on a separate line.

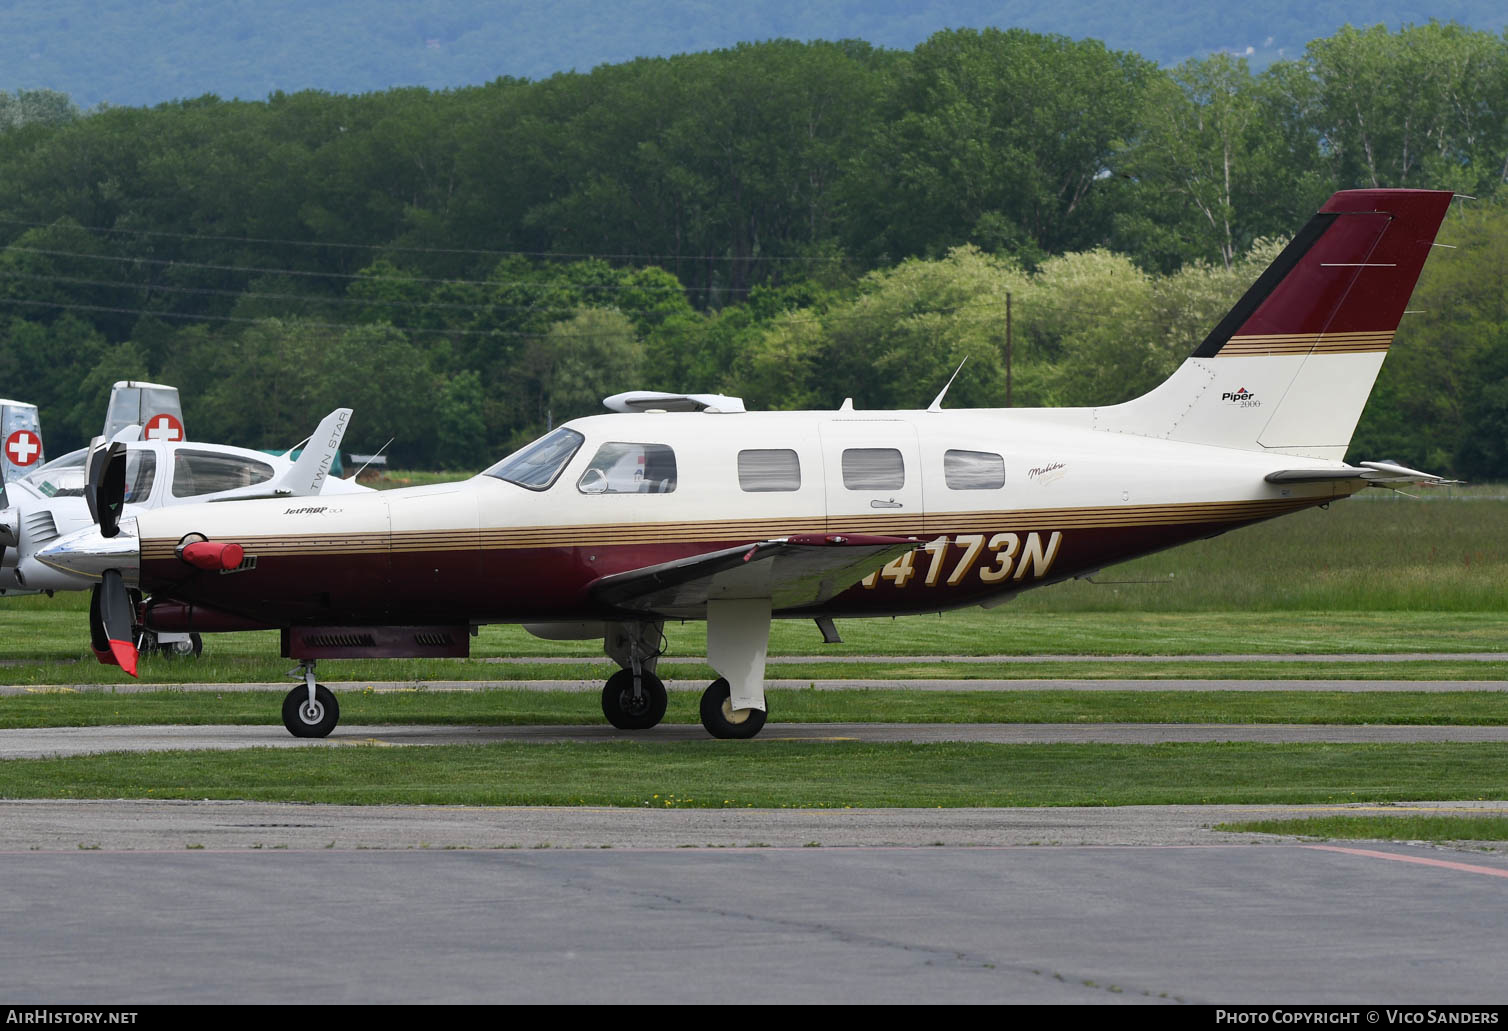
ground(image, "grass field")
xmin=4 ymin=687 xmax=1508 ymax=729
xmin=5 ymin=741 xmax=1508 ymax=808
xmin=1217 ymin=815 xmax=1508 ymax=842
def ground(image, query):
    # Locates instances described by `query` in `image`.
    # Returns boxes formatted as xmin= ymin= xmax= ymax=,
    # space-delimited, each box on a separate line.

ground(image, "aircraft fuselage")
xmin=129 ymin=406 xmax=1355 ymax=630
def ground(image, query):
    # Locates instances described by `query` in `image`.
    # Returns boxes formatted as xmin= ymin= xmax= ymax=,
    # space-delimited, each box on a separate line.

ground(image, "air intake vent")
xmin=304 ymin=633 xmax=376 ymax=649
xmin=219 ymin=554 xmax=258 ymax=575
xmin=21 ymin=510 xmax=57 ymax=545
xmin=285 ymin=624 xmax=471 ymax=659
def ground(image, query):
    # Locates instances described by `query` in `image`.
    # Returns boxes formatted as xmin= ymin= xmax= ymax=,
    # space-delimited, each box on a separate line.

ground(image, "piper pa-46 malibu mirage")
xmin=37 ymin=188 xmax=1456 ymax=739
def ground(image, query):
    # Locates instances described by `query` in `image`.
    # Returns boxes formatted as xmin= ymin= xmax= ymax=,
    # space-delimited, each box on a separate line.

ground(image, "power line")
xmin=0 ymin=294 xmax=635 ymax=338
xmin=0 ymin=215 xmax=851 ymax=263
xmin=0 ymin=244 xmax=750 ymax=294
xmin=0 ymin=268 xmax=636 ymax=318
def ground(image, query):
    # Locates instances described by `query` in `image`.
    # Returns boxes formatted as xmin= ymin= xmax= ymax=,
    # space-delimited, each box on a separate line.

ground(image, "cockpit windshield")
xmin=21 ymin=448 xmax=88 ymax=496
xmin=482 ymin=427 xmax=585 ymax=491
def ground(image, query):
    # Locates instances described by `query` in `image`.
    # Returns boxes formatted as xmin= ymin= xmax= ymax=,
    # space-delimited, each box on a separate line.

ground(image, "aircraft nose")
xmin=35 ymin=518 xmax=140 ymax=585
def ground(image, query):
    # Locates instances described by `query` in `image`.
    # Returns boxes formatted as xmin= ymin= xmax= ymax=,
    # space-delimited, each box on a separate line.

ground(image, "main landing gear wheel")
xmin=699 ymin=678 xmax=767 ymax=740
xmin=282 ymin=683 xmax=340 ymax=738
xmin=601 ymin=669 xmax=668 ymax=730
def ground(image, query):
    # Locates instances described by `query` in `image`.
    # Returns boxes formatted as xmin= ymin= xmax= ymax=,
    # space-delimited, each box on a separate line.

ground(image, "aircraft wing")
xmin=1265 ymin=461 xmax=1455 ymax=485
xmin=589 ymin=533 xmax=920 ymax=619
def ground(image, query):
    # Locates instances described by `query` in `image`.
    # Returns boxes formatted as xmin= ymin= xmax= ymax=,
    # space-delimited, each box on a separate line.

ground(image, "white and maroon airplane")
xmin=37 ymin=188 xmax=1455 ymax=740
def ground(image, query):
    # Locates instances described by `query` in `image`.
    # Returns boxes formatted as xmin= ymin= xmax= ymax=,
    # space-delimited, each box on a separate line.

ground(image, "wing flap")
xmin=589 ymin=533 xmax=921 ymax=619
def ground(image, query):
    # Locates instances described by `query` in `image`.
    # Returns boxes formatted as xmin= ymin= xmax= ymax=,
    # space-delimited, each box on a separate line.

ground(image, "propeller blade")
xmin=85 ymin=441 xmax=128 ymax=538
xmin=88 ymin=569 xmax=138 ymax=677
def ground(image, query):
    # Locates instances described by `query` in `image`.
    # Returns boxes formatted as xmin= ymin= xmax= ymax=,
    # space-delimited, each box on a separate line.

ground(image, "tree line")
xmin=1 ymin=23 xmax=1506 ymax=476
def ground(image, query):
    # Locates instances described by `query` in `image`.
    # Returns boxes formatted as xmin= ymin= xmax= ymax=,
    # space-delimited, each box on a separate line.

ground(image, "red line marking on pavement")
xmin=1307 ymin=844 xmax=1508 ymax=879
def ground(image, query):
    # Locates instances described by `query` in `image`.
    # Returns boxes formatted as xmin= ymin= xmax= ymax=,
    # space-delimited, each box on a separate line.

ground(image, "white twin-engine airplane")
xmin=37 ymin=188 xmax=1455 ymax=740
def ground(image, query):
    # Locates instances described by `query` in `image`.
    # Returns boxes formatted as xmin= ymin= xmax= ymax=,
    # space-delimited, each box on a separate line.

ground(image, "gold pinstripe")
xmin=139 ymin=495 xmax=1322 ymax=560
xmin=1218 ymin=331 xmax=1394 ymax=356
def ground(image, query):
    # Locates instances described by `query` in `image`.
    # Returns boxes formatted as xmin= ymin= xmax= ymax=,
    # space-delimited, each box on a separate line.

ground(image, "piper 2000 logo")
xmin=1222 ymin=387 xmax=1262 ymax=409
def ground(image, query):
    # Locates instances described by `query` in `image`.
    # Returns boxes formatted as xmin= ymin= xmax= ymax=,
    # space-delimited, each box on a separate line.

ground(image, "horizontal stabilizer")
xmin=590 ymin=533 xmax=919 ymax=619
xmin=1265 ymin=461 xmax=1452 ymax=485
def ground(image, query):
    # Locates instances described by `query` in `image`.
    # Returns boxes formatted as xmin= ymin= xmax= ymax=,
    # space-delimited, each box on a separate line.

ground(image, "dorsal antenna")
xmin=927 ymin=358 xmax=968 ymax=412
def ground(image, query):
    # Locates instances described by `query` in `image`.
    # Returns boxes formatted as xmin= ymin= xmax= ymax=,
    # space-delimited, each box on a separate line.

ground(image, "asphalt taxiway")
xmin=4 ymin=671 xmax=1506 ymax=1003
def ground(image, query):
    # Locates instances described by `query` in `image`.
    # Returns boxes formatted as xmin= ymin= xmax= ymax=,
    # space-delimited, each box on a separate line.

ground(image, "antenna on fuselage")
xmin=927 ymin=358 xmax=968 ymax=413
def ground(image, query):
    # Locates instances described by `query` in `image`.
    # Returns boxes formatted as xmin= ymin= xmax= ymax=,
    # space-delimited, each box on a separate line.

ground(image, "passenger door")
xmin=818 ymin=419 xmax=925 ymax=535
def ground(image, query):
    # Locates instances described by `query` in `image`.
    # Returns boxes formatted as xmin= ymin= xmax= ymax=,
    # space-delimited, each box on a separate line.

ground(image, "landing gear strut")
xmin=282 ymin=659 xmax=339 ymax=738
xmin=600 ymin=620 xmax=668 ymax=731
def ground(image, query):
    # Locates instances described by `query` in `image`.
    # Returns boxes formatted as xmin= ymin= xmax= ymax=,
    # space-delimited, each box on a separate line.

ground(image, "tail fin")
xmin=278 ymin=409 xmax=352 ymax=496
xmin=1096 ymin=189 xmax=1454 ymax=459
xmin=1 ymin=399 xmax=45 ymax=488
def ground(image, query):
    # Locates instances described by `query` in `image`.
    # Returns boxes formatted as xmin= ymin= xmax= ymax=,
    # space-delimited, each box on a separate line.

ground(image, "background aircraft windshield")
xmin=20 ymin=447 xmax=157 ymax=501
xmin=21 ymin=448 xmax=87 ymax=496
xmin=482 ymin=427 xmax=585 ymax=490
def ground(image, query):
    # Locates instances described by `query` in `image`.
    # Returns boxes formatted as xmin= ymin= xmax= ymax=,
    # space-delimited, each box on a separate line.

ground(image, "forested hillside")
xmin=5 ymin=0 xmax=1504 ymax=107
xmin=2 ymin=24 xmax=1506 ymax=476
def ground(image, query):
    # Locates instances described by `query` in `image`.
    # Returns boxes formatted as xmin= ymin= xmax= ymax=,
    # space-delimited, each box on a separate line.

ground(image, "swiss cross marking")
xmin=144 ymin=413 xmax=184 ymax=441
xmin=4 ymin=429 xmax=41 ymax=466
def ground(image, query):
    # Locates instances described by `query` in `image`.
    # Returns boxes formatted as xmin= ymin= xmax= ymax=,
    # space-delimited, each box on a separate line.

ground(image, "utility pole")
xmin=1005 ymin=291 xmax=1013 ymax=408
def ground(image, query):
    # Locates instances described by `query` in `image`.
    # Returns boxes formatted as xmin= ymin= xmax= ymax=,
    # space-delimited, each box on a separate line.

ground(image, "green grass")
xmin=4 ymin=657 xmax=1508 ymax=690
xmin=5 ymin=741 xmax=1508 ymax=807
xmin=1008 ymin=492 xmax=1508 ymax=613
xmin=4 ymin=687 xmax=1508 ymax=729
xmin=2 ymin=608 xmax=1507 ymax=670
xmin=1218 ymin=815 xmax=1508 ymax=842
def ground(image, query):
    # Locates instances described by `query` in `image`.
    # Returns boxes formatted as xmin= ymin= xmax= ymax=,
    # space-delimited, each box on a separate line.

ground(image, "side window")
xmin=842 ymin=448 xmax=904 ymax=491
xmin=123 ymin=451 xmax=157 ymax=503
xmin=172 ymin=450 xmax=275 ymax=498
xmin=944 ymin=449 xmax=1006 ymax=490
xmin=737 ymin=449 xmax=801 ymax=492
xmin=577 ymin=442 xmax=677 ymax=494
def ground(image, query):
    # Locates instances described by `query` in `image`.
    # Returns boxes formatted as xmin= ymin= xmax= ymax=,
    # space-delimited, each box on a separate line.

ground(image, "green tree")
xmin=0 ymin=89 xmax=80 ymax=131
xmin=433 ymin=369 xmax=488 ymax=470
xmin=1305 ymin=23 xmax=1508 ymax=196
xmin=853 ymin=28 xmax=1154 ymax=262
xmin=524 ymin=307 xmax=644 ymax=433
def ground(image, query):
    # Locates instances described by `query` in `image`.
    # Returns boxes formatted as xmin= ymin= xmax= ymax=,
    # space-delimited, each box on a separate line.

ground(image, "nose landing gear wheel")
xmin=601 ymin=669 xmax=668 ymax=730
xmin=699 ymin=678 xmax=767 ymax=739
xmin=282 ymin=683 xmax=339 ymax=738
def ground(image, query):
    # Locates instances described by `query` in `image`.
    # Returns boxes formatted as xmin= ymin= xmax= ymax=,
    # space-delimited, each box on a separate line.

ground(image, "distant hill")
xmin=5 ymin=0 xmax=1507 ymax=108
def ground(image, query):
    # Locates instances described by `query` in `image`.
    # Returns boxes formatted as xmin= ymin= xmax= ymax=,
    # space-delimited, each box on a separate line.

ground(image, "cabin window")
xmin=944 ymin=449 xmax=1006 ymax=490
xmin=123 ymin=451 xmax=157 ymax=503
xmin=171 ymin=450 xmax=275 ymax=498
xmin=578 ymin=442 xmax=677 ymax=494
xmin=483 ymin=427 xmax=584 ymax=491
xmin=842 ymin=448 xmax=904 ymax=491
xmin=737 ymin=449 xmax=801 ymax=492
